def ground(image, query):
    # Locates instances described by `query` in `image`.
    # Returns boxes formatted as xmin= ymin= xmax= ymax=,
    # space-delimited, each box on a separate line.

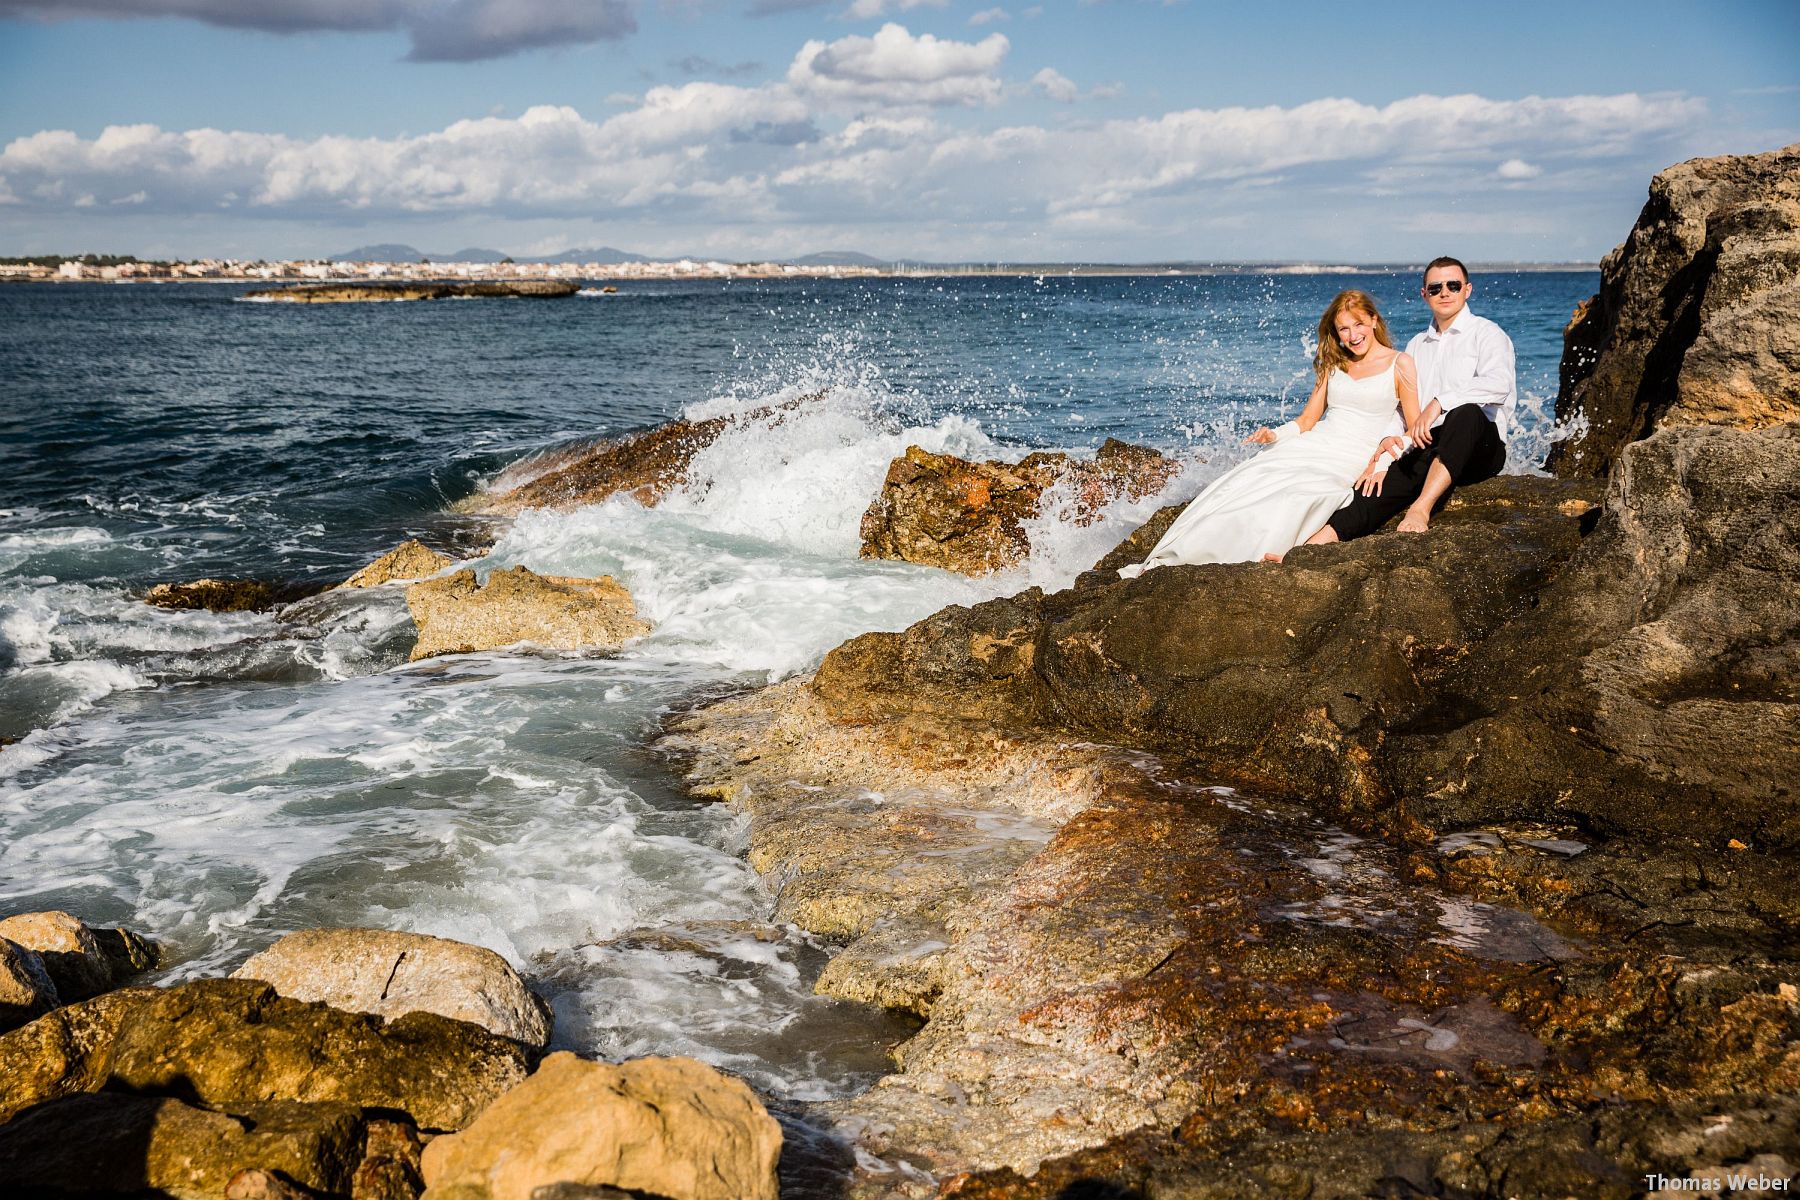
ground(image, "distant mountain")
xmin=788 ymin=250 xmax=888 ymax=267
xmin=331 ymin=243 xmax=429 ymax=262
xmin=441 ymin=247 xmax=510 ymax=264
xmin=536 ymin=246 xmax=653 ymax=265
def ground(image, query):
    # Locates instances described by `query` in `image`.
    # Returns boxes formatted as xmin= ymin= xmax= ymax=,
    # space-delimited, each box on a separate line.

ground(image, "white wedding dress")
xmin=1118 ymin=362 xmax=1402 ymax=575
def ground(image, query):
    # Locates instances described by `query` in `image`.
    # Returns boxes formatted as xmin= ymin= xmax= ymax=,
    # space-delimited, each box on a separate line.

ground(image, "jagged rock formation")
xmin=0 ymin=911 xmax=156 ymax=1004
xmin=858 ymin=439 xmax=1178 ymax=574
xmin=475 ymin=416 xmax=730 ymax=517
xmin=1550 ymin=142 xmax=1800 ymax=477
xmin=234 ymin=928 xmax=551 ymax=1049
xmin=406 ymin=566 xmax=650 ymax=661
xmin=142 ymin=578 xmax=305 ymax=612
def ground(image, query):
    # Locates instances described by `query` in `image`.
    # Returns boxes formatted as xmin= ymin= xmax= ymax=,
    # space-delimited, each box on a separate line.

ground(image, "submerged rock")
xmin=0 ymin=911 xmax=156 ymax=1003
xmin=234 ymin=927 xmax=551 ymax=1048
xmin=859 ymin=438 xmax=1178 ymax=575
xmin=245 ymin=280 xmax=580 ymax=303
xmin=341 ymin=538 xmax=456 ymax=589
xmin=0 ymin=937 xmax=59 ymax=1033
xmin=1551 ymin=141 xmax=1800 ymax=477
xmin=143 ymin=577 xmax=289 ymax=612
xmin=406 ymin=566 xmax=650 ymax=661
xmin=420 ymin=1050 xmax=782 ymax=1200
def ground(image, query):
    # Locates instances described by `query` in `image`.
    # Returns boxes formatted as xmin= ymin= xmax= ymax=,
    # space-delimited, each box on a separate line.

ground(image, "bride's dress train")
xmin=1119 ymin=363 xmax=1401 ymax=575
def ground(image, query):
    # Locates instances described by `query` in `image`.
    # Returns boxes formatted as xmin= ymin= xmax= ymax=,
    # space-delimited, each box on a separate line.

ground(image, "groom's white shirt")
xmin=1411 ymin=306 xmax=1517 ymax=439
xmin=1375 ymin=306 xmax=1517 ymax=467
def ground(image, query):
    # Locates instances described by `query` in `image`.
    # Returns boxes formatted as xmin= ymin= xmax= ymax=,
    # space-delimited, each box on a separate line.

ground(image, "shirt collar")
xmin=1422 ymin=305 xmax=1475 ymax=341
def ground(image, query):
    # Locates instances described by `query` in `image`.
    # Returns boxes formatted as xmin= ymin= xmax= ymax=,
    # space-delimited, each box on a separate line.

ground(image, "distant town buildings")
xmin=3 ymin=257 xmax=888 ymax=283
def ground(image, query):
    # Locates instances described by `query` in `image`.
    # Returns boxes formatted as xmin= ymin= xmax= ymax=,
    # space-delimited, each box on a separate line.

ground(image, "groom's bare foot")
xmin=1397 ymin=507 xmax=1431 ymax=533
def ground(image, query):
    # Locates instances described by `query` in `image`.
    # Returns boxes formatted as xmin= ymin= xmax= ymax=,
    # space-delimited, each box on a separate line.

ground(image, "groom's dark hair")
xmin=1423 ymin=255 xmax=1469 ymax=282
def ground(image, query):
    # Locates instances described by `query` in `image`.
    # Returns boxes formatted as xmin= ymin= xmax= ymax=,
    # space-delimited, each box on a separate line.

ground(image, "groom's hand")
xmin=1410 ymin=399 xmax=1443 ymax=446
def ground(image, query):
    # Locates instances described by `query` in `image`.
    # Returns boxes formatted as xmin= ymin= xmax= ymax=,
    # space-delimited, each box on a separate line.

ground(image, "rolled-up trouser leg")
xmin=1325 ymin=446 xmax=1431 ymax=541
xmin=1430 ymin=405 xmax=1507 ymax=487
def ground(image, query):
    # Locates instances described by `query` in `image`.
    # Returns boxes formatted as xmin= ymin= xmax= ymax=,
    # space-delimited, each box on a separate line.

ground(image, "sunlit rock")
xmin=405 ymin=566 xmax=650 ymax=661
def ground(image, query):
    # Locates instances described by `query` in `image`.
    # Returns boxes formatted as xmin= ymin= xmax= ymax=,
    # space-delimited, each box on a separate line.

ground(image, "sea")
xmin=0 ymin=272 xmax=1593 ymax=1124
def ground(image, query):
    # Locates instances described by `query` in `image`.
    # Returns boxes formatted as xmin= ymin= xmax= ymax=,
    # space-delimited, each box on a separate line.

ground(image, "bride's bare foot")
xmin=1305 ymin=526 xmax=1338 ymax=545
xmin=1397 ymin=507 xmax=1431 ymax=534
xmin=1262 ymin=552 xmax=1284 ymax=562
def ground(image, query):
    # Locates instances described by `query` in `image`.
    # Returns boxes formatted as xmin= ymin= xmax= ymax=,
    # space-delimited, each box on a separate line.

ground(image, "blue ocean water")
xmin=0 ymin=271 xmax=1594 ymax=1120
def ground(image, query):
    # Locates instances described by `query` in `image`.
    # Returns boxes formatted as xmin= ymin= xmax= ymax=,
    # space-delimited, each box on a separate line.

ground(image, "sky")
xmin=0 ymin=0 xmax=1794 ymax=263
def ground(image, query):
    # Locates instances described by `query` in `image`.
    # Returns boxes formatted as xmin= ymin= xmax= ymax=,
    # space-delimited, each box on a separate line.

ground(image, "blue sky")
xmin=0 ymin=0 xmax=1794 ymax=261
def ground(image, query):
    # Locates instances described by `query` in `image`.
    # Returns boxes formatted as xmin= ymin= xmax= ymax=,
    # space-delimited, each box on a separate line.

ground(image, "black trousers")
xmin=1326 ymin=405 xmax=1505 ymax=541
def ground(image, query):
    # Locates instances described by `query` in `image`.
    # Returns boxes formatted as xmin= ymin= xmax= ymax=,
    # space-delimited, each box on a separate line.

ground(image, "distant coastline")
xmin=0 ymin=254 xmax=1599 ymax=285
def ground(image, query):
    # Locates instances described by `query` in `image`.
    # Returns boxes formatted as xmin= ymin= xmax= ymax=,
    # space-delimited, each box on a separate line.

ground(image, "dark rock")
xmin=143 ymin=578 xmax=288 ymax=612
xmin=858 ymin=439 xmax=1179 ymax=575
xmin=244 ymin=281 xmax=580 ymax=303
xmin=0 ymin=1092 xmax=366 ymax=1197
xmin=1550 ymin=142 xmax=1800 ymax=477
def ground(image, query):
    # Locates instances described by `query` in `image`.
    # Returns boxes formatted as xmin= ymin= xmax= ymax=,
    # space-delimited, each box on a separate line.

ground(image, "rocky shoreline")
xmin=3 ymin=144 xmax=1795 ymax=1198
xmin=242 ymin=281 xmax=581 ymax=304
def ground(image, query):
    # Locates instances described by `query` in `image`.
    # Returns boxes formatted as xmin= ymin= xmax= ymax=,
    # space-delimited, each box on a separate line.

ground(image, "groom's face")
xmin=1422 ymin=265 xmax=1470 ymax=326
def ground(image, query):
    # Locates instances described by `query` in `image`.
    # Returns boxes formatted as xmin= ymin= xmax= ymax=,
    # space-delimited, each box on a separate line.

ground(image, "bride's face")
xmin=1334 ymin=310 xmax=1378 ymax=359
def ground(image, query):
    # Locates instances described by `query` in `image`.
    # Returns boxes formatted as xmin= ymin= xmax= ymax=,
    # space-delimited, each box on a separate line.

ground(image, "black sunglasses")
xmin=1424 ymin=280 xmax=1466 ymax=296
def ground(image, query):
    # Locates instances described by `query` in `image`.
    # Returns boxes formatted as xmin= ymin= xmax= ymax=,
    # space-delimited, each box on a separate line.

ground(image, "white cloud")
xmin=787 ymin=23 xmax=1009 ymax=108
xmin=0 ymin=0 xmax=638 ymax=61
xmin=0 ymin=86 xmax=1707 ymax=258
xmin=842 ymin=0 xmax=945 ymax=19
xmin=1497 ymin=157 xmax=1543 ymax=179
xmin=968 ymin=6 xmax=1007 ymax=24
xmin=1031 ymin=67 xmax=1078 ymax=103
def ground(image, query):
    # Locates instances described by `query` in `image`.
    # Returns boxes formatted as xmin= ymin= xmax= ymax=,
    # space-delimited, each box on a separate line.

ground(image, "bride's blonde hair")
xmin=1315 ymin=290 xmax=1393 ymax=382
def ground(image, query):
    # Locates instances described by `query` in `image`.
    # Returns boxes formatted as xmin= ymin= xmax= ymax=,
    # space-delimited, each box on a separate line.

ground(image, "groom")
xmin=1309 ymin=256 xmax=1515 ymax=542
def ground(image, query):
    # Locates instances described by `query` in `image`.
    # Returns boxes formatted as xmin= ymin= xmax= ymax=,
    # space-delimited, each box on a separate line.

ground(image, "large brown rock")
xmin=0 ymin=936 xmax=60 ymax=1033
xmin=477 ymin=416 xmax=729 ymax=517
xmin=234 ymin=927 xmax=550 ymax=1048
xmin=859 ymin=438 xmax=1178 ymax=574
xmin=0 ymin=978 xmax=531 ymax=1133
xmin=0 ymin=1092 xmax=369 ymax=1198
xmin=419 ymin=1051 xmax=782 ymax=1200
xmin=143 ymin=578 xmax=284 ymax=612
xmin=0 ymin=911 xmax=156 ymax=1002
xmin=1550 ymin=142 xmax=1800 ymax=477
xmin=341 ymin=539 xmax=456 ymax=589
xmin=406 ymin=566 xmax=650 ymax=661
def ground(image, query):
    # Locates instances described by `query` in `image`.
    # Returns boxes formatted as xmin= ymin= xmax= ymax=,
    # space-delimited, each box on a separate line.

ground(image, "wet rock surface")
xmin=0 ymin=911 xmax=156 ymax=1003
xmin=233 ymin=927 xmax=551 ymax=1049
xmin=245 ymin=280 xmax=580 ymax=303
xmin=859 ymin=439 xmax=1178 ymax=575
xmin=143 ymin=577 xmax=321 ymax=612
xmin=476 ymin=414 xmax=729 ymax=517
xmin=1551 ymin=142 xmax=1800 ymax=477
xmin=406 ymin=565 xmax=650 ymax=661
xmin=0 ymin=937 xmax=60 ymax=1032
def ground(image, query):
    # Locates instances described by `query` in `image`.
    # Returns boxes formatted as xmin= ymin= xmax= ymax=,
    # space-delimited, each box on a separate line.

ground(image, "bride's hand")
xmin=1244 ymin=427 xmax=1277 ymax=445
xmin=1355 ymin=463 xmax=1387 ymax=496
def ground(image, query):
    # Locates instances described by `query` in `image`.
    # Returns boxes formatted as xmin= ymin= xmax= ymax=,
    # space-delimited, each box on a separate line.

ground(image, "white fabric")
xmin=1395 ymin=306 xmax=1517 ymax=442
xmin=1117 ymin=362 xmax=1403 ymax=575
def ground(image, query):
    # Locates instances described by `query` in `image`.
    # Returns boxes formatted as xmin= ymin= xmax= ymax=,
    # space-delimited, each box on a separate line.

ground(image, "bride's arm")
xmin=1395 ymin=353 xmax=1421 ymax=428
xmin=1247 ymin=377 xmax=1327 ymax=444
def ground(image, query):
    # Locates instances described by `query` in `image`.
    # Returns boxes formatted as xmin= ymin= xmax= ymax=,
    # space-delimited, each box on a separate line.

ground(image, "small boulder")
xmin=0 ymin=937 xmax=59 ymax=1032
xmin=234 ymin=927 xmax=550 ymax=1048
xmin=0 ymin=911 xmax=155 ymax=1002
xmin=341 ymin=539 xmax=456 ymax=589
xmin=420 ymin=1051 xmax=782 ymax=1200
xmin=406 ymin=566 xmax=651 ymax=662
xmin=0 ymin=987 xmax=153 ymax=1123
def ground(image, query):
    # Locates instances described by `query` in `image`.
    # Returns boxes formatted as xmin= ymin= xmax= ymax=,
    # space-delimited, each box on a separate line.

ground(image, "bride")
xmin=1118 ymin=290 xmax=1418 ymax=576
